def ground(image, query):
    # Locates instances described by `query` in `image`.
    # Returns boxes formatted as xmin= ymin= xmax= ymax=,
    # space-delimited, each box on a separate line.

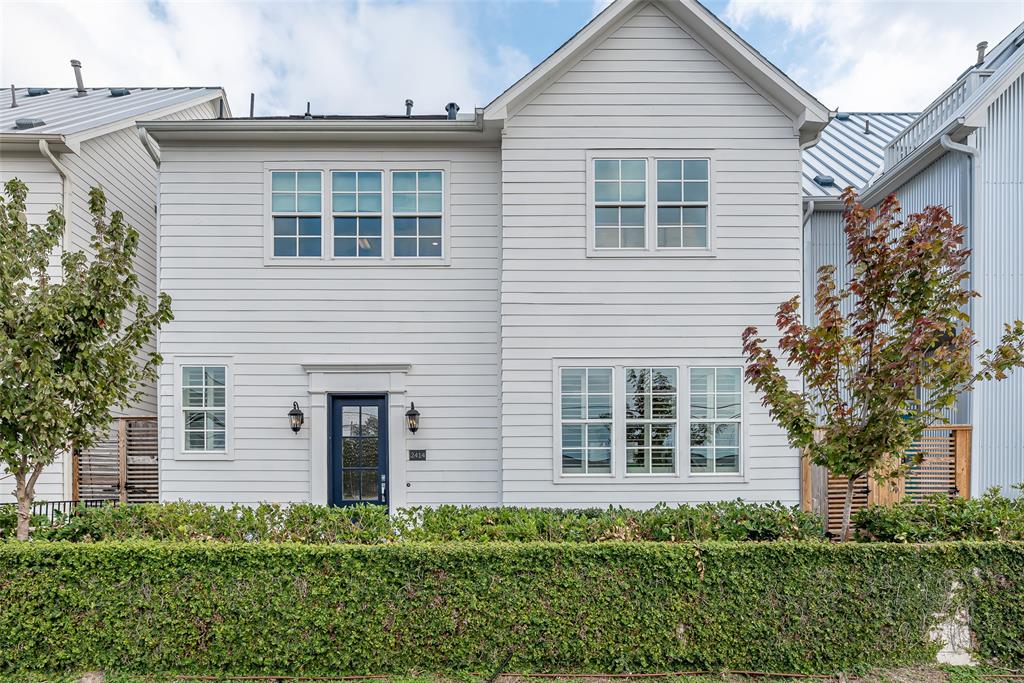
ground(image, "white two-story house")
xmin=140 ymin=0 xmax=831 ymax=509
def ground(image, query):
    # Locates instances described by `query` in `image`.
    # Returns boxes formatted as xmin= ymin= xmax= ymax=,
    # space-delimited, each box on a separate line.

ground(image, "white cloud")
xmin=0 ymin=0 xmax=531 ymax=117
xmin=724 ymin=0 xmax=1024 ymax=111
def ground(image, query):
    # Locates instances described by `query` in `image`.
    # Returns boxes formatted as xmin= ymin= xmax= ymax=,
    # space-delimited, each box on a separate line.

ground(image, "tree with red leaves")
xmin=742 ymin=189 xmax=1024 ymax=540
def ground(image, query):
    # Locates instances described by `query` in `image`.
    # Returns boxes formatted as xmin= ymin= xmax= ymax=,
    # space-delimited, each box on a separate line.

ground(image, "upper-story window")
xmin=656 ymin=159 xmax=709 ymax=249
xmin=594 ymin=159 xmax=646 ymax=249
xmin=271 ymin=171 xmax=322 ymax=257
xmin=265 ymin=165 xmax=448 ymax=265
xmin=587 ymin=151 xmax=713 ymax=257
xmin=393 ymin=171 xmax=443 ymax=258
xmin=332 ymin=171 xmax=382 ymax=258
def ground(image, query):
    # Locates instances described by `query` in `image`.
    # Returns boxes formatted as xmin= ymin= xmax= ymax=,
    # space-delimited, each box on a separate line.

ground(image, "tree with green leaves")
xmin=1 ymin=179 xmax=172 ymax=540
xmin=742 ymin=189 xmax=1024 ymax=540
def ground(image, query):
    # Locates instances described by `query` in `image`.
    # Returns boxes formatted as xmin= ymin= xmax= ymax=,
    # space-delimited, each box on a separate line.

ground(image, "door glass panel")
xmin=361 ymin=471 xmax=379 ymax=500
xmin=342 ymin=440 xmax=359 ymax=467
xmin=360 ymin=406 xmax=378 ymax=436
xmin=341 ymin=407 xmax=359 ymax=437
xmin=360 ymin=438 xmax=378 ymax=466
xmin=343 ymin=470 xmax=359 ymax=501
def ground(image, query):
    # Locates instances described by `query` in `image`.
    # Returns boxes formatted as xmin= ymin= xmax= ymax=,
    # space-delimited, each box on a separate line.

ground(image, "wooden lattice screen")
xmin=74 ymin=417 xmax=159 ymax=503
xmin=802 ymin=425 xmax=971 ymax=536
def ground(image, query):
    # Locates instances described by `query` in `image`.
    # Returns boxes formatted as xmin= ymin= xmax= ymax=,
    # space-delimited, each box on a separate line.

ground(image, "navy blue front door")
xmin=329 ymin=396 xmax=388 ymax=506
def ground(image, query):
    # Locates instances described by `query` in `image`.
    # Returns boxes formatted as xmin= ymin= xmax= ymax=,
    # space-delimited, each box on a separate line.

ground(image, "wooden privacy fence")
xmin=73 ymin=416 xmax=159 ymax=503
xmin=801 ymin=424 xmax=971 ymax=536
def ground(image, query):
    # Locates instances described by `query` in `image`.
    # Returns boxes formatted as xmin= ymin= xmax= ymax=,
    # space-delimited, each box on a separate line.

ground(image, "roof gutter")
xmin=140 ymin=112 xmax=485 ymax=136
xmin=138 ymin=126 xmax=160 ymax=166
xmin=37 ymin=138 xmax=72 ymax=251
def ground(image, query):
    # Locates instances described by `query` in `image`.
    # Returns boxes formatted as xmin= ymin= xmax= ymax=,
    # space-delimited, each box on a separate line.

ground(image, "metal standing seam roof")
xmin=802 ymin=112 xmax=918 ymax=197
xmin=1 ymin=87 xmax=224 ymax=136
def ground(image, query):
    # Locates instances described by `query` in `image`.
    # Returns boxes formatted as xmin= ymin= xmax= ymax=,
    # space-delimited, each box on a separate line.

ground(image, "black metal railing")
xmin=1 ymin=498 xmax=119 ymax=524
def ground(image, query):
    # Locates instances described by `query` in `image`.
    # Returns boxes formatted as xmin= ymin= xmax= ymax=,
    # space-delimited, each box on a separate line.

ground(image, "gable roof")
xmin=484 ymin=0 xmax=832 ymax=144
xmin=1 ymin=86 xmax=226 ymax=152
xmin=802 ymin=112 xmax=917 ymax=198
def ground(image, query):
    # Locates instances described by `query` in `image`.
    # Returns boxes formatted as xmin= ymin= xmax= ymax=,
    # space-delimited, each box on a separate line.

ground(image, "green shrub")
xmin=29 ymin=501 xmax=395 ymax=543
xmin=0 ymin=504 xmax=51 ymax=540
xmin=1 ymin=541 xmax=1021 ymax=675
xmin=402 ymin=501 xmax=825 ymax=542
xmin=854 ymin=488 xmax=1024 ymax=542
xmin=12 ymin=500 xmax=826 ymax=544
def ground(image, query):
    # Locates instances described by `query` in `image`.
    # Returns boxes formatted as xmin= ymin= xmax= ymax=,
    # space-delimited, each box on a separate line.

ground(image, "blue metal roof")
xmin=802 ymin=112 xmax=918 ymax=198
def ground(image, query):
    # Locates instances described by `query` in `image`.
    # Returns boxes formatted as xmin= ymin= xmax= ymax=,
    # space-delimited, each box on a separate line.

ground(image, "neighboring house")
xmin=804 ymin=23 xmax=1024 ymax=497
xmin=0 ymin=66 xmax=228 ymax=502
xmin=141 ymin=0 xmax=832 ymax=509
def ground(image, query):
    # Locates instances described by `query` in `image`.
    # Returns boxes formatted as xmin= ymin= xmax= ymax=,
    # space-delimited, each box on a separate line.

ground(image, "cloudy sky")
xmin=1 ymin=0 xmax=1021 ymax=117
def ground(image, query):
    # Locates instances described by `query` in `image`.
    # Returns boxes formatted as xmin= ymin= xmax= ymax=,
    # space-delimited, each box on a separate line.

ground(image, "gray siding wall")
xmin=974 ymin=72 xmax=1024 ymax=494
xmin=61 ymin=99 xmax=220 ymax=417
xmin=499 ymin=3 xmax=805 ymax=506
xmin=0 ymin=155 xmax=66 ymax=501
xmin=805 ymin=153 xmax=972 ymax=425
xmin=156 ymin=143 xmax=501 ymax=506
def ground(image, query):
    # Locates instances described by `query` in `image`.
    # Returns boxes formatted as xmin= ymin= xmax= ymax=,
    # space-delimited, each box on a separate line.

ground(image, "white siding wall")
xmin=0 ymin=155 xmax=66 ymax=501
xmin=499 ymin=3 xmax=804 ymax=506
xmin=156 ymin=144 xmax=501 ymax=506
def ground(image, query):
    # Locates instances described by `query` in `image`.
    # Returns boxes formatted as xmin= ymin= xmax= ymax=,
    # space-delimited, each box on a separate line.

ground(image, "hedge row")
xmin=4 ymin=500 xmax=827 ymax=543
xmin=2 ymin=541 xmax=1022 ymax=675
xmin=854 ymin=488 xmax=1024 ymax=542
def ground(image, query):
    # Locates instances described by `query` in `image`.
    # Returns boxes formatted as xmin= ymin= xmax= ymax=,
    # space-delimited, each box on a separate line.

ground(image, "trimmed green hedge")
xmin=6 ymin=500 xmax=826 ymax=543
xmin=2 ymin=541 xmax=1022 ymax=675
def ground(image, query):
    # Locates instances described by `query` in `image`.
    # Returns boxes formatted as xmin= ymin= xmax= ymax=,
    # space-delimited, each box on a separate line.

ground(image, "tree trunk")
xmin=15 ymin=480 xmax=31 ymax=542
xmin=839 ymin=476 xmax=856 ymax=542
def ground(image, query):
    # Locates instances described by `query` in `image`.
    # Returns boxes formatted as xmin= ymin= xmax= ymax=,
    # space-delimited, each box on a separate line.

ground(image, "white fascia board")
xmin=0 ymin=133 xmax=76 ymax=154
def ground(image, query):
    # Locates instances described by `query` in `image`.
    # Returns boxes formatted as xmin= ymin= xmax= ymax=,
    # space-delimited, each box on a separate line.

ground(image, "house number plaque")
xmin=408 ymin=449 xmax=427 ymax=461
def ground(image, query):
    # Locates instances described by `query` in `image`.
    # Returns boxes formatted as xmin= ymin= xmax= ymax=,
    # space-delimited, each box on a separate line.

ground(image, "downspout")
xmin=138 ymin=126 xmax=160 ymax=166
xmin=940 ymin=133 xmax=982 ymax=498
xmin=38 ymin=139 xmax=72 ymax=252
xmin=38 ymin=138 xmax=75 ymax=498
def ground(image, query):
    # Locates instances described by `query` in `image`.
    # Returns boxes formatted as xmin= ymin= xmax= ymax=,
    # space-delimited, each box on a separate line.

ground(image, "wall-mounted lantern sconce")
xmin=288 ymin=401 xmax=305 ymax=433
xmin=405 ymin=402 xmax=420 ymax=433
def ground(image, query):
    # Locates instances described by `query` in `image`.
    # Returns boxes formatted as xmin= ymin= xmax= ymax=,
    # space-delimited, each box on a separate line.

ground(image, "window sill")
xmin=586 ymin=248 xmax=716 ymax=259
xmin=174 ymin=452 xmax=234 ymax=461
xmin=262 ymin=256 xmax=451 ymax=267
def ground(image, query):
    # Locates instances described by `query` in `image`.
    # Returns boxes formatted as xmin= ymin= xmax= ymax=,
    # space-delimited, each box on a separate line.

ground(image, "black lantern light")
xmin=288 ymin=401 xmax=304 ymax=433
xmin=405 ymin=402 xmax=420 ymax=433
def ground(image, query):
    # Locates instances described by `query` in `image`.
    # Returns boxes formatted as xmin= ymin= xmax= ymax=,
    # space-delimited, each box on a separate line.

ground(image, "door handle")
xmin=380 ymin=473 xmax=387 ymax=498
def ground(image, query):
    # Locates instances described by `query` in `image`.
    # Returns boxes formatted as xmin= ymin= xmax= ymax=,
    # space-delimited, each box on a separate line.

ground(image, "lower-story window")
xmin=625 ymin=367 xmax=678 ymax=474
xmin=182 ymin=365 xmax=227 ymax=452
xmin=560 ymin=367 xmax=613 ymax=474
xmin=689 ymin=367 xmax=742 ymax=474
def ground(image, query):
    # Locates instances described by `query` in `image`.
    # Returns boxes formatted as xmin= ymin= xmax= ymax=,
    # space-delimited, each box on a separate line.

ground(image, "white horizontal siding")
xmin=499 ymin=2 xmax=803 ymax=506
xmin=157 ymin=143 xmax=501 ymax=506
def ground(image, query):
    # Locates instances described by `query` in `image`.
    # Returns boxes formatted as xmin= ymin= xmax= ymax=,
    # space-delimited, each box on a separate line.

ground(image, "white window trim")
xmin=263 ymin=161 xmax=452 ymax=267
xmin=551 ymin=358 xmax=748 ymax=485
xmin=172 ymin=356 xmax=234 ymax=460
xmin=585 ymin=149 xmax=718 ymax=259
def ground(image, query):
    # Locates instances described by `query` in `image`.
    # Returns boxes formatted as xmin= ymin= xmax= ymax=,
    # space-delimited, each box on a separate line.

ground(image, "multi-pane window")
xmin=560 ymin=368 xmax=613 ymax=475
xmin=332 ymin=171 xmax=382 ymax=258
xmin=182 ymin=365 xmax=226 ymax=452
xmin=271 ymin=171 xmax=322 ymax=257
xmin=393 ymin=170 xmax=443 ymax=257
xmin=594 ymin=159 xmax=646 ymax=249
xmin=656 ymin=159 xmax=709 ymax=248
xmin=689 ymin=367 xmax=742 ymax=474
xmin=625 ymin=368 xmax=678 ymax=474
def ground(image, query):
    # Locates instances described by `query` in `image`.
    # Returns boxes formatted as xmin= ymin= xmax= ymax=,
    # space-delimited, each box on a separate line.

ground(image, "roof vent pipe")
xmin=9 ymin=84 xmax=15 ymax=108
xmin=218 ymin=98 xmax=225 ymax=119
xmin=405 ymin=99 xmax=414 ymax=117
xmin=70 ymin=59 xmax=86 ymax=96
xmin=976 ymin=41 xmax=988 ymax=66
xmin=445 ymin=102 xmax=459 ymax=120
xmin=305 ymin=101 xmax=311 ymax=119
xmin=864 ymin=119 xmax=871 ymax=135
xmin=249 ymin=93 xmax=255 ymax=118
